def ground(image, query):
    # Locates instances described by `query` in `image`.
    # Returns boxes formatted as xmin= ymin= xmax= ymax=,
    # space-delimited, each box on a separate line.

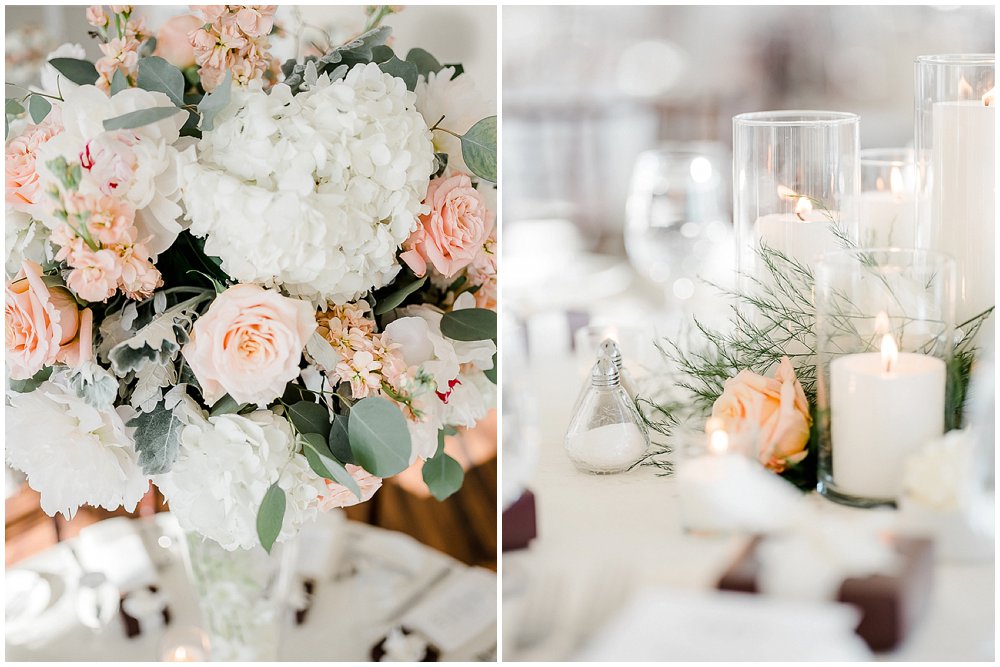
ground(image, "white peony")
xmin=5 ymin=375 xmax=148 ymax=518
xmin=415 ymin=67 xmax=493 ymax=175
xmin=154 ymin=409 xmax=327 ymax=551
xmin=35 ymin=85 xmax=195 ymax=256
xmin=39 ymin=43 xmax=87 ymax=95
xmin=5 ymin=208 xmax=51 ymax=277
xmin=382 ymin=300 xmax=496 ymax=459
xmin=183 ymin=63 xmax=435 ymax=305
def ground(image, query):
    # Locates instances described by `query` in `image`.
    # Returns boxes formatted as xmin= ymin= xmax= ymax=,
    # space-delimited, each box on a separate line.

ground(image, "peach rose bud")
xmin=709 ymin=356 xmax=812 ymax=473
xmin=317 ymin=464 xmax=382 ymax=510
xmin=401 ymin=173 xmax=495 ymax=279
xmin=154 ymin=14 xmax=203 ymax=69
xmin=182 ymin=284 xmax=317 ymax=407
xmin=5 ymin=260 xmax=82 ymax=380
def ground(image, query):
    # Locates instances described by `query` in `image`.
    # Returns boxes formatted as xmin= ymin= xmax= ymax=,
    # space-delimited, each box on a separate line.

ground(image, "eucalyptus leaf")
xmin=284 ymin=26 xmax=391 ymax=94
xmin=137 ymin=56 xmax=186 ymax=107
xmin=140 ymin=36 xmax=157 ymax=58
xmin=110 ymin=68 xmax=128 ymax=95
xmin=28 ymin=95 xmax=51 ymax=123
xmin=373 ymin=274 xmax=426 ymax=315
xmin=371 ymin=45 xmax=395 ymax=64
xmin=484 ymin=352 xmax=498 ymax=384
xmin=197 ymin=71 xmax=231 ymax=132
xmin=256 ymin=483 xmax=286 ymax=553
xmin=328 ymin=414 xmax=354 ymax=464
xmin=460 ymin=116 xmax=497 ymax=183
xmin=103 ymin=106 xmax=183 ymax=131
xmin=422 ymin=450 xmax=464 ymax=501
xmin=405 ymin=48 xmax=442 ymax=77
xmin=301 ymin=433 xmax=361 ymax=500
xmin=287 ymin=400 xmax=331 ymax=436
xmin=440 ymin=308 xmax=497 ymax=342
xmin=8 ymin=366 xmax=52 ymax=393
xmin=431 ymin=151 xmax=449 ymax=179
xmin=209 ymin=393 xmax=247 ymax=416
xmin=6 ymin=99 xmax=24 ymax=116
xmin=48 ymin=57 xmax=99 ymax=86
xmin=443 ymin=63 xmax=465 ymax=79
xmin=378 ymin=56 xmax=418 ymax=91
xmin=126 ymin=401 xmax=182 ymax=475
xmin=349 ymin=397 xmax=411 ymax=477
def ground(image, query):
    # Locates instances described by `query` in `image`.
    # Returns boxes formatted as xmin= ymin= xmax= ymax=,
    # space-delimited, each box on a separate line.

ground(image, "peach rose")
xmin=154 ymin=14 xmax=202 ymax=69
xmin=182 ymin=284 xmax=316 ymax=407
xmin=317 ymin=464 xmax=382 ymax=510
xmin=5 ymin=260 xmax=83 ymax=380
xmin=401 ymin=173 xmax=495 ymax=279
xmin=710 ymin=356 xmax=812 ymax=473
xmin=5 ymin=114 xmax=63 ymax=213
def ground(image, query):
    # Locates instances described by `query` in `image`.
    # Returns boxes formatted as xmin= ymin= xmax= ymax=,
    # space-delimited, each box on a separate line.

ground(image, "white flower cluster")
xmin=415 ymin=66 xmax=492 ymax=175
xmin=154 ymin=409 xmax=326 ymax=551
xmin=5 ymin=373 xmax=148 ymax=518
xmin=183 ymin=63 xmax=435 ymax=305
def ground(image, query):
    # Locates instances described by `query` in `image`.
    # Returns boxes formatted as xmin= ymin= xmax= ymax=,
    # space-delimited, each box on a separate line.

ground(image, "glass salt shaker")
xmin=598 ymin=338 xmax=637 ymax=399
xmin=564 ymin=357 xmax=650 ymax=474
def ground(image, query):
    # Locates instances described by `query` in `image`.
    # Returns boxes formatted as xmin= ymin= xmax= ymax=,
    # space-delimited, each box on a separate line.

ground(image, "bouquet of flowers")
xmin=5 ymin=5 xmax=497 ymax=553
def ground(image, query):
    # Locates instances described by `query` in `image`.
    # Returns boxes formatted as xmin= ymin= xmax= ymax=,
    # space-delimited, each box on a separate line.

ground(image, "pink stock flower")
xmin=235 ymin=6 xmax=277 ymax=37
xmin=401 ymin=173 xmax=495 ymax=279
xmin=115 ymin=241 xmax=161 ymax=300
xmin=86 ymin=5 xmax=108 ymax=27
xmin=65 ymin=247 xmax=122 ymax=303
xmin=466 ymin=232 xmax=497 ymax=310
xmin=5 ymin=260 xmax=83 ymax=380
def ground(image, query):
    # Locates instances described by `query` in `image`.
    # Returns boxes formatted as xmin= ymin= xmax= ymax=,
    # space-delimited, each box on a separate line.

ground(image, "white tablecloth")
xmin=503 ymin=355 xmax=995 ymax=661
xmin=6 ymin=513 xmax=496 ymax=662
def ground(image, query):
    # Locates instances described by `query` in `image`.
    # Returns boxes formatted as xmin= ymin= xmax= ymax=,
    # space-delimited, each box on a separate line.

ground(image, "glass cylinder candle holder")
xmin=733 ymin=111 xmax=860 ymax=284
xmin=859 ymin=149 xmax=918 ymax=249
xmin=914 ymin=54 xmax=995 ymax=329
xmin=815 ymin=248 xmax=956 ymax=508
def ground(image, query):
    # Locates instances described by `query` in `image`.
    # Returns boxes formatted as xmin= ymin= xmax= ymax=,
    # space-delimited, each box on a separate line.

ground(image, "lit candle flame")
xmin=881 ymin=334 xmax=898 ymax=374
xmin=984 ymin=88 xmax=995 ymax=107
xmin=958 ymin=76 xmax=974 ymax=100
xmin=794 ymin=196 xmax=812 ymax=221
xmin=889 ymin=166 xmax=904 ymax=196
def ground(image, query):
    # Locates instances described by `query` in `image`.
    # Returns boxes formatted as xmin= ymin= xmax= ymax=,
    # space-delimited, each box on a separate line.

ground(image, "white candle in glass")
xmin=860 ymin=166 xmax=916 ymax=248
xmin=753 ymin=191 xmax=840 ymax=270
xmin=163 ymin=645 xmax=204 ymax=662
xmin=830 ymin=332 xmax=946 ymax=500
xmin=931 ymin=91 xmax=995 ymax=323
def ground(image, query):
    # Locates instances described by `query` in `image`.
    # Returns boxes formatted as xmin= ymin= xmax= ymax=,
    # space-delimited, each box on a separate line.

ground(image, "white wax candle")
xmin=931 ymin=100 xmax=995 ymax=324
xmin=753 ymin=211 xmax=841 ymax=269
xmin=859 ymin=191 xmax=915 ymax=248
xmin=830 ymin=351 xmax=945 ymax=499
xmin=565 ymin=422 xmax=647 ymax=473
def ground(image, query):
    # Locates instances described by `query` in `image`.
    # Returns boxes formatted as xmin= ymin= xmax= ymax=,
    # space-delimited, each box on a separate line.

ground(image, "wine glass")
xmin=75 ymin=572 xmax=119 ymax=633
xmin=624 ymin=142 xmax=732 ymax=311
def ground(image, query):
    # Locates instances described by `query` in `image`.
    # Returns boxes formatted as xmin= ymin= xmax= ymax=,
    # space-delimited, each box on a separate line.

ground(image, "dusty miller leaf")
xmin=127 ymin=400 xmax=183 ymax=475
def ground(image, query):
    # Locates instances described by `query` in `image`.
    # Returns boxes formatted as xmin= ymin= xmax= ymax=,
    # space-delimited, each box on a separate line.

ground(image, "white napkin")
xmin=576 ymin=588 xmax=872 ymax=661
xmin=77 ymin=517 xmax=157 ymax=592
xmin=400 ymin=567 xmax=497 ymax=653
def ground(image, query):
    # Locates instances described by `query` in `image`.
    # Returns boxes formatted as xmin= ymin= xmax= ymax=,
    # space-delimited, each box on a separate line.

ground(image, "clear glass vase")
xmin=181 ymin=531 xmax=298 ymax=661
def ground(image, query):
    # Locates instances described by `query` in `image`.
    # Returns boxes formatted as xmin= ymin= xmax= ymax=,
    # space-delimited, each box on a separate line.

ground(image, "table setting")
xmin=6 ymin=512 xmax=497 ymax=662
xmin=502 ymin=36 xmax=995 ymax=662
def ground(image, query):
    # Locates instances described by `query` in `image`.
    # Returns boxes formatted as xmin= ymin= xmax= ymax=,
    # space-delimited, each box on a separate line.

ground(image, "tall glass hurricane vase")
xmin=181 ymin=531 xmax=298 ymax=661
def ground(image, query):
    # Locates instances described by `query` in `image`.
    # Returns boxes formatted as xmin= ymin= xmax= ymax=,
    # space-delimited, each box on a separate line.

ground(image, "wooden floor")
xmin=5 ymin=413 xmax=498 ymax=570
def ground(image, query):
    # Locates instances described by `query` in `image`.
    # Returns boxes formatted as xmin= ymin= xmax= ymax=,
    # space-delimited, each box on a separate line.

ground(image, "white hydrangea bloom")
xmin=5 ymin=375 xmax=149 ymax=518
xmin=5 ymin=208 xmax=51 ymax=277
xmin=154 ymin=409 xmax=327 ymax=551
xmin=183 ymin=63 xmax=435 ymax=305
xmin=414 ymin=66 xmax=492 ymax=175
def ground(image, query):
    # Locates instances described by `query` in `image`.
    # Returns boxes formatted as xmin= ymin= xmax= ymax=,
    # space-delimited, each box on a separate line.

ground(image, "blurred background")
xmin=5 ymin=4 xmax=497 ymax=572
xmin=503 ymin=4 xmax=995 ymax=348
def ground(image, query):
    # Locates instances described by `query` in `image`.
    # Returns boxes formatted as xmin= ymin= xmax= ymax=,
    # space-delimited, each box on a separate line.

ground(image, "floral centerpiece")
xmin=5 ymin=5 xmax=496 ymax=658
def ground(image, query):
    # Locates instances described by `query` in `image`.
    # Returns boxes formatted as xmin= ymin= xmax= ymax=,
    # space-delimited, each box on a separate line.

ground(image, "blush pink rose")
xmin=5 ymin=260 xmax=82 ymax=380
xmin=401 ymin=173 xmax=495 ymax=279
xmin=5 ymin=114 xmax=63 ymax=213
xmin=154 ymin=14 xmax=202 ymax=69
xmin=182 ymin=284 xmax=317 ymax=407
xmin=710 ymin=356 xmax=812 ymax=473
xmin=317 ymin=464 xmax=382 ymax=510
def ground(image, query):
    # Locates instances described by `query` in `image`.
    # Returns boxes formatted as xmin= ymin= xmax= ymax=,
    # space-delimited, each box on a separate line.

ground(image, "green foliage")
xmin=127 ymin=401 xmax=182 ymax=475
xmin=441 ymin=307 xmax=497 ymax=342
xmin=48 ymin=57 xmax=98 ymax=86
xmin=406 ymin=48 xmax=442 ymax=78
xmin=283 ymin=26 xmax=391 ymax=95
xmin=197 ymin=71 xmax=231 ymax=132
xmin=209 ymin=393 xmax=248 ymax=416
xmin=484 ymin=352 xmax=498 ymax=384
xmin=378 ymin=55 xmax=418 ymax=91
xmin=328 ymin=414 xmax=354 ymax=464
xmin=287 ymin=400 xmax=331 ymax=436
xmin=460 ymin=116 xmax=497 ymax=183
xmin=137 ymin=56 xmax=186 ymax=107
xmin=373 ymin=271 xmax=426 ymax=314
xmin=348 ymin=396 xmax=412 ymax=477
xmin=300 ymin=433 xmax=361 ymax=499
xmin=422 ymin=448 xmax=464 ymax=501
xmin=8 ymin=366 xmax=53 ymax=393
xmin=28 ymin=95 xmax=51 ymax=123
xmin=256 ymin=483 xmax=285 ymax=553
xmin=110 ymin=69 xmax=128 ymax=95
xmin=103 ymin=106 xmax=183 ymax=131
